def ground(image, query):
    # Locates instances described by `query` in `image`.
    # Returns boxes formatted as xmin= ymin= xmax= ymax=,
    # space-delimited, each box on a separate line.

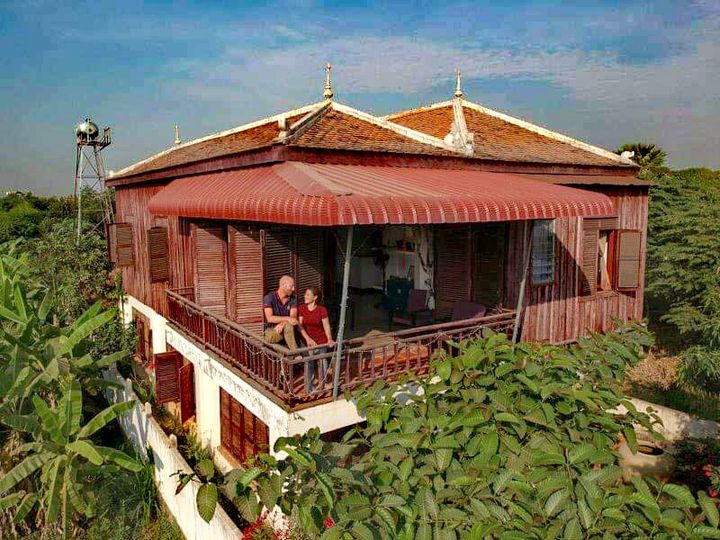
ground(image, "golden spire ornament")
xmin=454 ymin=69 xmax=463 ymax=98
xmin=323 ymin=62 xmax=334 ymax=100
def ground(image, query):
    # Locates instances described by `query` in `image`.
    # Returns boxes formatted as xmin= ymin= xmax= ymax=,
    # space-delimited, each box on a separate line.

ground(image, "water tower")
xmin=74 ymin=117 xmax=114 ymax=240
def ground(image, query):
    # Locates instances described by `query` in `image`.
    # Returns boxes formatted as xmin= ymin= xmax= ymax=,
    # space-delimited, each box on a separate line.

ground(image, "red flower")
xmin=324 ymin=517 xmax=335 ymax=529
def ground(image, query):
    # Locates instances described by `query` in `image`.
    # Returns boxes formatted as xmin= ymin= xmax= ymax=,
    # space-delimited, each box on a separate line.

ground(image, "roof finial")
xmin=454 ymin=69 xmax=463 ymax=98
xmin=174 ymin=125 xmax=181 ymax=145
xmin=323 ymin=62 xmax=334 ymax=100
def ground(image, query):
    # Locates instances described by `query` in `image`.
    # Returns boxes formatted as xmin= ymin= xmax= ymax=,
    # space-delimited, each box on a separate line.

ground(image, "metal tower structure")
xmin=74 ymin=117 xmax=114 ymax=242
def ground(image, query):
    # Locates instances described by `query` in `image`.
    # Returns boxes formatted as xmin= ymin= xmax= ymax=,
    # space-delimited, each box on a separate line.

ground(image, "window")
xmin=597 ymin=230 xmax=614 ymax=291
xmin=581 ymin=218 xmax=641 ymax=295
xmin=531 ymin=220 xmax=555 ymax=285
xmin=220 ymin=389 xmax=269 ymax=462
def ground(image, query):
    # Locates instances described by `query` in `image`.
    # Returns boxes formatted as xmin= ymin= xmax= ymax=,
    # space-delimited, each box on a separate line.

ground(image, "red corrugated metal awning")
xmin=148 ymin=162 xmax=614 ymax=225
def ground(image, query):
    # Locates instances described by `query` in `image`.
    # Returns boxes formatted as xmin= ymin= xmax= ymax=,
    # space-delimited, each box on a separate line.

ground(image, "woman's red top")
xmin=298 ymin=304 xmax=329 ymax=345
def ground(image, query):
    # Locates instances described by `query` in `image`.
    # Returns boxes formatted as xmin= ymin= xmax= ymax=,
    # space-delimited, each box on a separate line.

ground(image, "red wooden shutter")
xmin=472 ymin=224 xmax=505 ymax=306
xmin=220 ymin=389 xmax=231 ymax=450
xmin=263 ymin=230 xmax=293 ymax=294
xmin=155 ymin=351 xmax=180 ymax=404
xmin=115 ymin=223 xmax=134 ymax=267
xmin=295 ymin=228 xmax=324 ymax=300
xmin=193 ymin=224 xmax=227 ymax=316
xmin=108 ymin=223 xmax=118 ymax=263
xmin=616 ymin=230 xmax=642 ymax=290
xmin=580 ymin=219 xmax=600 ymax=296
xmin=435 ymin=225 xmax=472 ymax=319
xmin=179 ymin=363 xmax=195 ymax=423
xmin=229 ymin=226 xmax=264 ymax=332
xmin=598 ymin=216 xmax=619 ymax=230
xmin=135 ymin=317 xmax=146 ymax=362
xmin=148 ymin=226 xmax=170 ymax=283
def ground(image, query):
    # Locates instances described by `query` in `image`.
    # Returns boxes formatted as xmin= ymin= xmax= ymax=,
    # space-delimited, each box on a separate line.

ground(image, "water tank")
xmin=75 ymin=118 xmax=99 ymax=142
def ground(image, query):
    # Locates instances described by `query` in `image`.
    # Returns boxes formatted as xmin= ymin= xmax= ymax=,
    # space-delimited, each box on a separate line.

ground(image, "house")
xmin=106 ymin=68 xmax=649 ymax=469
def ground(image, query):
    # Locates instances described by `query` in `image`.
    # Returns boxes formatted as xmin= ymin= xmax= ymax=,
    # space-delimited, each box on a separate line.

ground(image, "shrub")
xmin=226 ymin=326 xmax=720 ymax=538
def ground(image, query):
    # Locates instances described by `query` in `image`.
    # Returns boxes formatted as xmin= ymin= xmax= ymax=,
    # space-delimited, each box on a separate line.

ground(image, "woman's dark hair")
xmin=305 ymin=286 xmax=322 ymax=302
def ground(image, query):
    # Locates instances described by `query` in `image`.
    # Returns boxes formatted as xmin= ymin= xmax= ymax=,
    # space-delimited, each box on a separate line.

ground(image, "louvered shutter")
xmin=616 ymin=230 xmax=642 ymax=290
xmin=179 ymin=362 xmax=195 ymax=423
xmin=148 ymin=226 xmax=170 ymax=283
xmin=115 ymin=223 xmax=134 ymax=267
xmin=155 ymin=351 xmax=180 ymax=404
xmin=229 ymin=226 xmax=264 ymax=332
xmin=295 ymin=229 xmax=324 ymax=300
xmin=107 ymin=223 xmax=118 ymax=263
xmin=435 ymin=226 xmax=472 ymax=319
xmin=193 ymin=224 xmax=227 ymax=316
xmin=598 ymin=216 xmax=619 ymax=230
xmin=263 ymin=230 xmax=293 ymax=294
xmin=220 ymin=389 xmax=231 ymax=450
xmin=230 ymin=398 xmax=243 ymax=460
xmin=580 ymin=219 xmax=600 ymax=296
xmin=473 ymin=224 xmax=505 ymax=305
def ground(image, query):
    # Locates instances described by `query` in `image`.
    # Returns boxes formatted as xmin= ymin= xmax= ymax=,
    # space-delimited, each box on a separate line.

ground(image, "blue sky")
xmin=1 ymin=1 xmax=718 ymax=194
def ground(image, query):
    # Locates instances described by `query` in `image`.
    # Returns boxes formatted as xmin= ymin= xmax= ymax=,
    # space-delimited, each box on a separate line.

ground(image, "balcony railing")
xmin=166 ymin=288 xmax=516 ymax=408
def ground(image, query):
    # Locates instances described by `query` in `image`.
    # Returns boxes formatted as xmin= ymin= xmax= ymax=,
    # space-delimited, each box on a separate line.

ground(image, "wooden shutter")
xmin=472 ymin=224 xmax=505 ymax=306
xmin=148 ymin=226 xmax=170 ymax=283
xmin=616 ymin=230 xmax=642 ymax=290
xmin=295 ymin=229 xmax=324 ymax=299
xmin=580 ymin=219 xmax=600 ymax=296
xmin=155 ymin=351 xmax=180 ymax=404
xmin=193 ymin=224 xmax=227 ymax=316
xmin=263 ymin=230 xmax=293 ymax=294
xmin=108 ymin=223 xmax=118 ymax=263
xmin=435 ymin=226 xmax=472 ymax=319
xmin=179 ymin=363 xmax=195 ymax=423
xmin=115 ymin=223 xmax=134 ymax=267
xmin=219 ymin=388 xmax=270 ymax=462
xmin=598 ymin=216 xmax=619 ymax=230
xmin=229 ymin=226 xmax=264 ymax=332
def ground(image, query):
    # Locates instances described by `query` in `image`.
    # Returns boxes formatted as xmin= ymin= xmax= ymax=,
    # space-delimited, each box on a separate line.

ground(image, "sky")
xmin=0 ymin=1 xmax=718 ymax=195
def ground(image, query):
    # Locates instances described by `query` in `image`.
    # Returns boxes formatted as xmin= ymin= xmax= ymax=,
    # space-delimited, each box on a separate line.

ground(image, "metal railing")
xmin=166 ymin=288 xmax=516 ymax=407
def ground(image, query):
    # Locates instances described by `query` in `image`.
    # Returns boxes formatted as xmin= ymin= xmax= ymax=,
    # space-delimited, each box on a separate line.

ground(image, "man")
xmin=262 ymin=275 xmax=299 ymax=350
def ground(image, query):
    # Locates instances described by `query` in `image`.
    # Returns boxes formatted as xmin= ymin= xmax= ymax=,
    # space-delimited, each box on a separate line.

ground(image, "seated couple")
xmin=263 ymin=276 xmax=335 ymax=392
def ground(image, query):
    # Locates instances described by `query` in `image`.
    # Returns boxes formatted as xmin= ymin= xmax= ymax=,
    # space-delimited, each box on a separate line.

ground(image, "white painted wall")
xmin=104 ymin=368 xmax=243 ymax=540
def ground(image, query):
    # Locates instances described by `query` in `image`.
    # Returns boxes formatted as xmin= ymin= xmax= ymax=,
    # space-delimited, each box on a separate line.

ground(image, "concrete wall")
xmin=104 ymin=367 xmax=242 ymax=540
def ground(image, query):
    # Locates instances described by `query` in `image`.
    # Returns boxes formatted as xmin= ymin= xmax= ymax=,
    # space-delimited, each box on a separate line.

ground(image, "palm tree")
xmin=615 ymin=142 xmax=668 ymax=169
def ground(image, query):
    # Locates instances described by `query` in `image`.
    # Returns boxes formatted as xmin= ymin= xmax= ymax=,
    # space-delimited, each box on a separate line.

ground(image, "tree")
xmin=0 ymin=377 xmax=140 ymax=539
xmin=615 ymin=142 xmax=668 ymax=170
xmin=227 ymin=327 xmax=720 ymax=538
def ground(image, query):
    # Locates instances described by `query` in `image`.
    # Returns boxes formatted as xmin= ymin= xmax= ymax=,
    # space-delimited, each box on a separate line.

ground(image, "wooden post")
xmin=332 ymin=226 xmax=354 ymax=400
xmin=512 ymin=220 xmax=533 ymax=346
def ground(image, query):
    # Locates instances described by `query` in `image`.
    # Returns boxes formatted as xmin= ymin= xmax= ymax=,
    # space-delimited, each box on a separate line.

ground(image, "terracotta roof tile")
xmin=289 ymin=109 xmax=453 ymax=156
xmin=389 ymin=103 xmax=629 ymax=167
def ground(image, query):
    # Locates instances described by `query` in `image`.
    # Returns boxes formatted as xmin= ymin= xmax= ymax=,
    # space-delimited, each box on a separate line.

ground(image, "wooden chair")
xmin=391 ymin=289 xmax=433 ymax=327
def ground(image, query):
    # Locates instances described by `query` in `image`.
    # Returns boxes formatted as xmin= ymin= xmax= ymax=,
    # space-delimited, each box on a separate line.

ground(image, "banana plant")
xmin=0 ymin=377 xmax=141 ymax=539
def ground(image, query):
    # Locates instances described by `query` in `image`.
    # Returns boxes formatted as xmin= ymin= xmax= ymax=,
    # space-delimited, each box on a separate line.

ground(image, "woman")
xmin=298 ymin=287 xmax=334 ymax=393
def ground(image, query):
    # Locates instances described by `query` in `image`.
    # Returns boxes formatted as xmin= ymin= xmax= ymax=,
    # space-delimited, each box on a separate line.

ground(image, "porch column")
xmin=512 ymin=220 xmax=533 ymax=345
xmin=332 ymin=226 xmax=354 ymax=400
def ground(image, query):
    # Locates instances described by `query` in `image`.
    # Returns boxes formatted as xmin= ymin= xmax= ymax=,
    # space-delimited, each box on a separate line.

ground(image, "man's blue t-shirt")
xmin=262 ymin=292 xmax=297 ymax=329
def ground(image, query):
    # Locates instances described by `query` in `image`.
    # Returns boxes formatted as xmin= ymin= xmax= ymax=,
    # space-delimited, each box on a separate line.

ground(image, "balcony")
xmin=166 ymin=288 xmax=516 ymax=409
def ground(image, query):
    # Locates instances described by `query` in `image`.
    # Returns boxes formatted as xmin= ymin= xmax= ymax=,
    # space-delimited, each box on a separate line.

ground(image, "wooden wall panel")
xmin=193 ymin=224 xmax=227 ymax=316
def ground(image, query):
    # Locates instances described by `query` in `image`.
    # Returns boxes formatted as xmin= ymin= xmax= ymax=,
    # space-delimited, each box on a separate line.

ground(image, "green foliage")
xmin=173 ymin=456 xmax=220 ymax=523
xmin=0 ymin=377 xmax=140 ymax=539
xmin=615 ymin=142 xmax=668 ymax=170
xmin=226 ymin=327 xmax=718 ymax=538
xmin=645 ymin=167 xmax=720 ymax=395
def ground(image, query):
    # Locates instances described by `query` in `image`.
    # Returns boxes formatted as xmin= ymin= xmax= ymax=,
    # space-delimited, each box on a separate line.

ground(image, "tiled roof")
xmin=289 ymin=108 xmax=453 ymax=156
xmin=387 ymin=102 xmax=630 ymax=167
xmin=111 ymin=97 xmax=635 ymax=181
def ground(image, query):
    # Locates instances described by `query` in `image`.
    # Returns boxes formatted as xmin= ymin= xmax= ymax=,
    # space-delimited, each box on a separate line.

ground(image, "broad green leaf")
xmin=95 ymin=350 xmax=129 ymax=368
xmin=45 ymin=456 xmax=64 ymax=523
xmin=698 ymin=491 xmax=720 ymax=528
xmin=321 ymin=525 xmax=344 ymax=540
xmin=569 ymin=443 xmax=596 ymax=465
xmin=563 ymin=518 xmax=581 ymax=540
xmin=57 ymin=309 xmax=114 ymax=356
xmin=77 ymin=400 xmax=135 ymax=438
xmin=2 ymin=414 xmax=38 ymax=434
xmin=351 ymin=521 xmax=375 ymax=540
xmin=379 ymin=494 xmax=406 ymax=508
xmin=0 ymin=491 xmax=25 ymax=511
xmin=66 ymin=441 xmax=103 ymax=465
xmin=692 ymin=525 xmax=720 ymax=539
xmin=435 ymin=448 xmax=453 ymax=471
xmin=32 ymin=395 xmax=62 ymax=442
xmin=0 ymin=452 xmax=52 ymax=494
xmin=662 ymin=483 xmax=696 ymax=508
xmin=196 ymin=483 xmax=218 ymax=523
xmin=0 ymin=304 xmax=27 ymax=325
xmin=236 ymin=467 xmax=263 ymax=488
xmin=196 ymin=459 xmax=215 ymax=480
xmin=436 ymin=358 xmax=452 ymax=381
xmin=59 ymin=378 xmax=83 ymax=439
xmin=623 ymin=427 xmax=638 ymax=454
xmin=94 ymin=446 xmax=142 ymax=472
xmin=544 ymin=489 xmax=569 ymax=517
xmin=416 ymin=523 xmax=432 ymax=540
xmin=13 ymin=492 xmax=36 ymax=523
